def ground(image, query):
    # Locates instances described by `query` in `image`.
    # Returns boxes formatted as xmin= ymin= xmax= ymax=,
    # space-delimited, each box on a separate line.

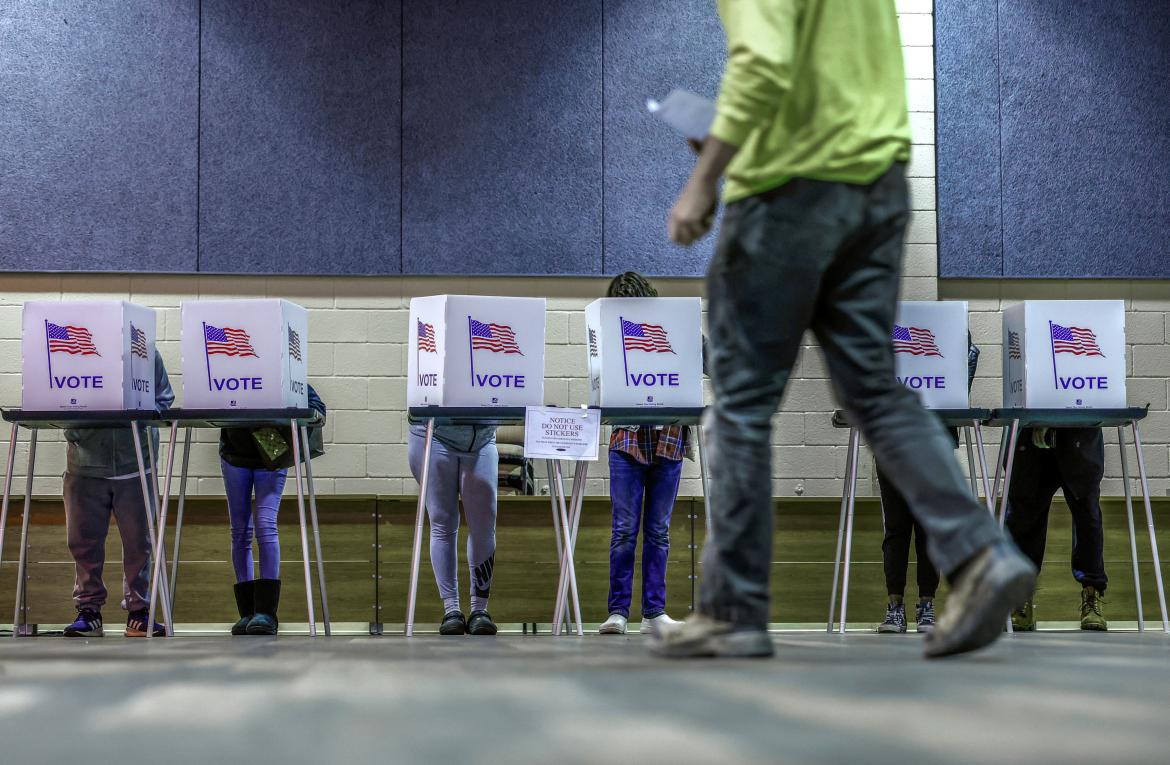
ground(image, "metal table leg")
xmin=1117 ymin=426 xmax=1145 ymax=631
xmin=300 ymin=424 xmax=330 ymax=636
xmin=963 ymin=427 xmax=979 ymax=497
xmin=289 ymin=418 xmax=316 ymax=636
xmin=146 ymin=422 xmax=178 ymax=637
xmin=0 ymin=424 xmax=19 ymax=584
xmin=550 ymin=459 xmax=584 ymax=637
xmin=12 ymin=430 xmax=36 ymax=635
xmin=405 ymin=419 xmax=435 ymax=637
xmin=130 ymin=423 xmax=173 ymax=636
xmin=696 ymin=424 xmax=713 ymax=540
xmin=827 ymin=427 xmax=858 ymax=632
xmin=997 ymin=421 xmax=1021 ymax=635
xmin=838 ymin=428 xmax=862 ymax=635
xmin=1131 ymin=423 xmax=1169 ymax=632
xmin=973 ymin=421 xmax=994 ymax=514
xmin=553 ymin=460 xmax=588 ymax=635
xmin=168 ymin=427 xmax=192 ymax=615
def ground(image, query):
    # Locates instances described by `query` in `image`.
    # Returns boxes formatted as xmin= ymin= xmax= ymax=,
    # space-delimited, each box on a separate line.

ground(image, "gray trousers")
xmin=63 ymin=472 xmax=153 ymax=613
xmin=700 ymin=165 xmax=1002 ymax=629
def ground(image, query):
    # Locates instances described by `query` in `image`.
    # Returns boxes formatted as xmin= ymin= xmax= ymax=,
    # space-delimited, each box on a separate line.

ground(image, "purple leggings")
xmin=221 ymin=459 xmax=287 ymax=582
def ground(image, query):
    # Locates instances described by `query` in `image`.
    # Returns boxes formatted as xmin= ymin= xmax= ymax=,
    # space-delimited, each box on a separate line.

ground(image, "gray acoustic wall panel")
xmin=935 ymin=0 xmax=1002 ymax=278
xmin=402 ymin=0 xmax=603 ymax=275
xmin=199 ymin=0 xmax=401 ymax=275
xmin=603 ymin=0 xmax=725 ymax=277
xmin=998 ymin=3 xmax=1170 ymax=278
xmin=0 ymin=1 xmax=198 ymax=272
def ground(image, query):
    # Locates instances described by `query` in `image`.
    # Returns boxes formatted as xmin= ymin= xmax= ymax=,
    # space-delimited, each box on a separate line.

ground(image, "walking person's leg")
xmin=640 ymin=456 xmax=683 ymax=630
xmin=460 ymin=442 xmax=499 ymax=635
xmin=603 ymin=450 xmax=646 ymax=633
xmin=245 ymin=468 xmax=288 ymax=635
xmin=876 ymin=469 xmax=912 ymax=633
xmin=64 ymin=473 xmax=113 ymax=637
xmin=408 ymin=431 xmax=464 ymax=633
xmin=1055 ymin=428 xmax=1108 ymax=630
xmin=111 ymin=475 xmax=160 ymax=637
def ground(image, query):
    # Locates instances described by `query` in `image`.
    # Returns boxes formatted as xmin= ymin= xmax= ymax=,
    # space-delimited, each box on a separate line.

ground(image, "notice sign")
xmin=523 ymin=407 xmax=600 ymax=461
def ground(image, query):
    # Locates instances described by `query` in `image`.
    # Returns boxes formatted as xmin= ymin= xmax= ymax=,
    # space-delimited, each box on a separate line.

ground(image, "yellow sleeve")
xmin=711 ymin=0 xmax=799 ymax=146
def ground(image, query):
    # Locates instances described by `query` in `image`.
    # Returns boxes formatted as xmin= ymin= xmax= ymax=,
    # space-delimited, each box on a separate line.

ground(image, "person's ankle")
xmin=888 ymin=594 xmax=904 ymax=605
xmin=919 ymin=596 xmax=934 ymax=604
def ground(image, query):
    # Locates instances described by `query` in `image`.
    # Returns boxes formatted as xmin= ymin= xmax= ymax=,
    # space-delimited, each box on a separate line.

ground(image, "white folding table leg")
xmin=0 ymin=424 xmax=19 ymax=580
xmin=550 ymin=460 xmax=584 ymax=637
xmin=289 ymin=418 xmax=316 ymax=636
xmin=963 ymin=427 xmax=979 ymax=497
xmin=1131 ymin=423 xmax=1169 ymax=632
xmin=405 ymin=419 xmax=435 ymax=637
xmin=991 ymin=435 xmax=1009 ymax=515
xmin=168 ymin=427 xmax=192 ymax=615
xmin=838 ymin=429 xmax=862 ymax=635
xmin=996 ymin=421 xmax=1021 ymax=635
xmin=973 ymin=421 xmax=994 ymax=513
xmin=697 ymin=424 xmax=713 ymax=540
xmin=131 ymin=424 xmax=173 ymax=636
xmin=1117 ymin=426 xmax=1145 ymax=631
xmin=827 ymin=427 xmax=858 ymax=632
xmin=300 ymin=425 xmax=331 ymax=636
xmin=553 ymin=461 xmax=588 ymax=635
xmin=147 ymin=422 xmax=178 ymax=637
xmin=12 ymin=430 xmax=36 ymax=635
xmin=545 ymin=460 xmax=569 ymax=633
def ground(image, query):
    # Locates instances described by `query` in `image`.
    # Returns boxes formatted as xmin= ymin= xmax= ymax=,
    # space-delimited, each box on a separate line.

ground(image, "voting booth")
xmin=21 ymin=301 xmax=158 ymax=411
xmin=892 ymin=301 xmax=970 ymax=408
xmin=1003 ymin=300 xmax=1127 ymax=408
xmin=584 ymin=297 xmax=704 ymax=407
xmin=180 ymin=299 xmax=309 ymax=409
xmin=407 ymin=295 xmax=546 ymax=407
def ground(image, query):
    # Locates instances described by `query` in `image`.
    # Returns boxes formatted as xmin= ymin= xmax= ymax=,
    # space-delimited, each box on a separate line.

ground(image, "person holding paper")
xmin=656 ymin=0 xmax=1035 ymax=659
xmin=408 ymin=424 xmax=499 ymax=636
xmin=598 ymin=272 xmax=688 ymax=637
xmin=62 ymin=353 xmax=173 ymax=638
xmin=220 ymin=385 xmax=326 ymax=635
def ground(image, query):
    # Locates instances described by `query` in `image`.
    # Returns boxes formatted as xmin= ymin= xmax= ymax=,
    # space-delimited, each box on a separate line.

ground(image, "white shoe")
xmin=598 ymin=614 xmax=628 ymax=635
xmin=640 ymin=613 xmax=681 ymax=637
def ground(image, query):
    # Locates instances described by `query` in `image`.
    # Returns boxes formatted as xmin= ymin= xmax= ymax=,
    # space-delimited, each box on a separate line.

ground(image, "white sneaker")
xmin=640 ymin=613 xmax=681 ymax=637
xmin=598 ymin=613 xmax=628 ymax=635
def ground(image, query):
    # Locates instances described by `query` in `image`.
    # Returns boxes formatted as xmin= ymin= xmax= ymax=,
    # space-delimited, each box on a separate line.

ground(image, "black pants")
xmin=877 ymin=470 xmax=940 ymax=598
xmin=1004 ymin=428 xmax=1108 ymax=593
xmin=698 ymin=164 xmax=1002 ymax=628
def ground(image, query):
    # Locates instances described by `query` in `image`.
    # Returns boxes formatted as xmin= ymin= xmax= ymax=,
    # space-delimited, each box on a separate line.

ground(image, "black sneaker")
xmin=467 ymin=610 xmax=497 ymax=636
xmin=440 ymin=611 xmax=467 ymax=635
xmin=916 ymin=600 xmax=936 ymax=633
xmin=125 ymin=609 xmax=166 ymax=637
xmin=64 ymin=608 xmax=104 ymax=637
xmin=877 ymin=602 xmax=907 ymax=633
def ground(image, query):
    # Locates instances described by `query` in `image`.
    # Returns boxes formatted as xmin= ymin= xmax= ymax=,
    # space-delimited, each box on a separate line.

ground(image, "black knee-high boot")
xmin=232 ymin=580 xmax=255 ymax=635
xmin=247 ymin=579 xmax=281 ymax=635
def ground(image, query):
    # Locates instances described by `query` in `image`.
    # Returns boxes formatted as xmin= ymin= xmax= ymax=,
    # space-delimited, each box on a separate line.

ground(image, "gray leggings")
xmin=408 ymin=430 xmax=498 ymax=614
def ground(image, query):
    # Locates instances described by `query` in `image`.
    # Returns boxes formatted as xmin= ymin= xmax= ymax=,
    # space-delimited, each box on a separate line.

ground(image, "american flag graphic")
xmin=46 ymin=322 xmax=100 ymax=356
xmin=892 ymin=325 xmax=943 ymax=357
xmin=417 ymin=320 xmax=437 ymax=353
xmin=204 ymin=324 xmax=258 ymax=357
xmin=470 ymin=319 xmax=522 ymax=354
xmin=621 ymin=319 xmax=675 ymax=354
xmin=1008 ymin=331 xmax=1022 ymax=360
xmin=130 ymin=324 xmax=148 ymax=359
xmin=288 ymin=326 xmax=303 ymax=362
xmin=1051 ymin=322 xmax=1104 ymax=357
xmin=588 ymin=327 xmax=599 ymax=358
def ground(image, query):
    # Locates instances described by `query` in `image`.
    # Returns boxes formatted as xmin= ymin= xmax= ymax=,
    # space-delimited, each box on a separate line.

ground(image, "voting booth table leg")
xmin=544 ymin=461 xmax=566 ymax=631
xmin=696 ymin=425 xmax=713 ymax=540
xmin=168 ymin=427 xmax=193 ymax=615
xmin=11 ymin=430 xmax=37 ymax=635
xmin=146 ymin=422 xmax=179 ymax=638
xmin=1117 ymin=426 xmax=1146 ymax=631
xmin=0 ymin=424 xmax=18 ymax=604
xmin=838 ymin=431 xmax=862 ymax=634
xmin=827 ymin=428 xmax=859 ymax=633
xmin=131 ymin=423 xmax=174 ymax=637
xmin=973 ymin=421 xmax=994 ymax=513
xmin=963 ymin=428 xmax=979 ymax=498
xmin=996 ymin=421 xmax=1023 ymax=635
xmin=406 ymin=419 xmax=435 ymax=637
xmin=1130 ymin=424 xmax=1170 ymax=632
xmin=288 ymin=418 xmax=317 ymax=637
xmin=301 ymin=424 xmax=331 ymax=636
xmin=551 ymin=460 xmax=587 ymax=636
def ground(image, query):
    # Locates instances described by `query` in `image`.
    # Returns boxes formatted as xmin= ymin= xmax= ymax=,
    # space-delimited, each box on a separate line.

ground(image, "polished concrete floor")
xmin=0 ymin=631 xmax=1168 ymax=764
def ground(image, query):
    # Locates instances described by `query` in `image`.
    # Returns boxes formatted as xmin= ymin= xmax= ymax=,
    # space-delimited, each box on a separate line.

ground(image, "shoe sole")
xmin=916 ymin=624 xmax=935 ymax=634
xmin=64 ymin=628 xmax=104 ymax=638
xmin=651 ymin=630 xmax=775 ymax=659
xmin=925 ymin=558 xmax=1036 ymax=659
xmin=468 ymin=627 xmax=497 ymax=636
xmin=876 ymin=625 xmax=906 ymax=634
xmin=1080 ymin=624 xmax=1108 ymax=632
xmin=598 ymin=625 xmax=626 ymax=635
xmin=124 ymin=629 xmax=166 ymax=637
xmin=439 ymin=626 xmax=466 ymax=635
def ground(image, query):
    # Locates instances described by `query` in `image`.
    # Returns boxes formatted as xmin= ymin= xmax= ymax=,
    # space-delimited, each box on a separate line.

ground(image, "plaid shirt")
xmin=609 ymin=425 xmax=689 ymax=464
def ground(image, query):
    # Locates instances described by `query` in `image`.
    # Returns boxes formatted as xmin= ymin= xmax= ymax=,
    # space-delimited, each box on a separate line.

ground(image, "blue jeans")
xmin=607 ymin=450 xmax=683 ymax=619
xmin=220 ymin=460 xmax=287 ymax=582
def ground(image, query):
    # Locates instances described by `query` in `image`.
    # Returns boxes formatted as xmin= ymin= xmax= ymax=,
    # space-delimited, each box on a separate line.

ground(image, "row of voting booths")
xmin=2 ymin=296 xmax=1162 ymax=635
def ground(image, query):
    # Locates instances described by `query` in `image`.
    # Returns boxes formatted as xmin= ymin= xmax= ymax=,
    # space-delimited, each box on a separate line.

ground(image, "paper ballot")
xmin=646 ymin=89 xmax=715 ymax=141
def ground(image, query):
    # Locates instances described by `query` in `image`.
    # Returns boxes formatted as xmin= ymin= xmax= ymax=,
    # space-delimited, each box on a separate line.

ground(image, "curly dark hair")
xmin=605 ymin=271 xmax=659 ymax=298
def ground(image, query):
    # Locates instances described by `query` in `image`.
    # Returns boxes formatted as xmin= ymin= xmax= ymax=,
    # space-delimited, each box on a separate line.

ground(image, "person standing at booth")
xmin=408 ymin=422 xmax=500 ymax=636
xmin=598 ymin=272 xmax=689 ymax=637
xmin=656 ymin=0 xmax=1036 ymax=659
xmin=220 ymin=385 xmax=326 ymax=636
xmin=1004 ymin=427 xmax=1109 ymax=631
xmin=62 ymin=353 xmax=174 ymax=638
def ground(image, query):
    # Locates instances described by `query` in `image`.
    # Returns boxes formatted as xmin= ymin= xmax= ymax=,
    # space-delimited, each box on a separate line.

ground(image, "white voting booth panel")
xmin=180 ymin=299 xmax=309 ymax=409
xmin=21 ymin=301 xmax=158 ymax=411
xmin=892 ymin=301 xmax=969 ymax=409
xmin=584 ymin=297 xmax=703 ymax=407
xmin=1003 ymin=300 xmax=1126 ymax=408
xmin=408 ymin=295 xmax=546 ymax=407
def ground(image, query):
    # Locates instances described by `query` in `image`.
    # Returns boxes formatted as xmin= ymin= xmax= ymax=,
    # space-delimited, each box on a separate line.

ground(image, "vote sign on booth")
xmin=180 ymin=299 xmax=308 ymax=409
xmin=584 ymin=297 xmax=703 ymax=407
xmin=1003 ymin=300 xmax=1126 ymax=408
xmin=408 ymin=295 xmax=546 ymax=407
xmin=22 ymin=301 xmax=158 ymax=411
xmin=892 ymin=301 xmax=969 ymax=408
